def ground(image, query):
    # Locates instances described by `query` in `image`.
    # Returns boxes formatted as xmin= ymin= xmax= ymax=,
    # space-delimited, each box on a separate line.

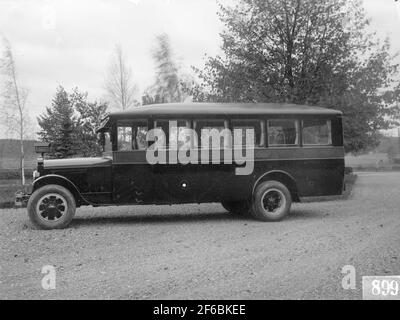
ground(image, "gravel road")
xmin=1 ymin=172 xmax=399 ymax=300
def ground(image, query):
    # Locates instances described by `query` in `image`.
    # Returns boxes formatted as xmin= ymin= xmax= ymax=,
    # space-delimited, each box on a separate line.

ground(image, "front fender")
xmin=32 ymin=174 xmax=89 ymax=206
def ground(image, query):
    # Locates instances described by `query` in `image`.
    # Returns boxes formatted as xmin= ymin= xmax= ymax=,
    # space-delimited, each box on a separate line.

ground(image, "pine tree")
xmin=71 ymin=88 xmax=108 ymax=156
xmin=143 ymin=33 xmax=184 ymax=105
xmin=37 ymin=86 xmax=77 ymax=158
xmin=38 ymin=86 xmax=108 ymax=158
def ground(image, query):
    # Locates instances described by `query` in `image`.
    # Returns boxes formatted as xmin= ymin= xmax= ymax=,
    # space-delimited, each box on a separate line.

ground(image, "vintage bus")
xmin=24 ymin=103 xmax=344 ymax=229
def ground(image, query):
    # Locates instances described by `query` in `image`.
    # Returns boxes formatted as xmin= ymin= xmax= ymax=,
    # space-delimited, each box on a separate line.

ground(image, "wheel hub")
xmin=36 ymin=193 xmax=67 ymax=222
xmin=262 ymin=190 xmax=284 ymax=213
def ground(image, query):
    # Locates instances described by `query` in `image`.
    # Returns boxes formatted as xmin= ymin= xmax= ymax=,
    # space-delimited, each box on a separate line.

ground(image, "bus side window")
xmin=104 ymin=132 xmax=112 ymax=152
xmin=117 ymin=120 xmax=148 ymax=151
xmin=117 ymin=126 xmax=133 ymax=151
xmin=154 ymin=120 xmax=191 ymax=149
xmin=194 ymin=120 xmax=230 ymax=149
xmin=231 ymin=119 xmax=265 ymax=147
xmin=134 ymin=125 xmax=148 ymax=150
xmin=268 ymin=120 xmax=299 ymax=147
xmin=302 ymin=119 xmax=332 ymax=146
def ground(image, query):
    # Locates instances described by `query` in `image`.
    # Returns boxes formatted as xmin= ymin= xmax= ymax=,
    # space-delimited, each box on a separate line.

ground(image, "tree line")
xmin=188 ymin=0 xmax=400 ymax=153
xmin=35 ymin=32 xmax=192 ymax=158
xmin=0 ymin=32 xmax=189 ymax=163
xmin=37 ymin=86 xmax=108 ymax=158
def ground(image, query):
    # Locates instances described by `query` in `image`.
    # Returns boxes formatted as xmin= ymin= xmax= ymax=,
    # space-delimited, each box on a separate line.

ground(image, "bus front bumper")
xmin=15 ymin=184 xmax=32 ymax=208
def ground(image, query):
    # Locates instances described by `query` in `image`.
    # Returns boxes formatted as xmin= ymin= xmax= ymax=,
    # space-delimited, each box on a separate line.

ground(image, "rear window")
xmin=268 ymin=120 xmax=299 ymax=146
xmin=303 ymin=119 xmax=332 ymax=145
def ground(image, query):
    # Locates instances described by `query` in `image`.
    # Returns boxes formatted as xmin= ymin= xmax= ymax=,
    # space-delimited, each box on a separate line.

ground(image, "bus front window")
xmin=104 ymin=132 xmax=112 ymax=153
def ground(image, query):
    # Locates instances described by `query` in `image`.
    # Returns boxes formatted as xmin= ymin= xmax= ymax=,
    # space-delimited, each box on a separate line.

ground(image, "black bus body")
xmin=23 ymin=103 xmax=344 ymax=229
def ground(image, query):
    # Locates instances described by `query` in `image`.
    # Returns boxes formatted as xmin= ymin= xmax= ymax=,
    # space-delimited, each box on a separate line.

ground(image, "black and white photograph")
xmin=1 ymin=0 xmax=400 ymax=304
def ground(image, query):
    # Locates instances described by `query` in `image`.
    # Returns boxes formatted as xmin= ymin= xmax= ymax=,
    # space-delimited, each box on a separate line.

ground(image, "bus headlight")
xmin=33 ymin=170 xmax=40 ymax=179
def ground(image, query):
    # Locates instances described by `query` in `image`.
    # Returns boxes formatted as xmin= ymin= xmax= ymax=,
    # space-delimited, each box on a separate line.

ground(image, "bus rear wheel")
xmin=221 ymin=200 xmax=250 ymax=216
xmin=250 ymin=181 xmax=291 ymax=221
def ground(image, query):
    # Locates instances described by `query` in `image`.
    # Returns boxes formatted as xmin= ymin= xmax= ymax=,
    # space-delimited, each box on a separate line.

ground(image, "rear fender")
xmin=253 ymin=170 xmax=300 ymax=202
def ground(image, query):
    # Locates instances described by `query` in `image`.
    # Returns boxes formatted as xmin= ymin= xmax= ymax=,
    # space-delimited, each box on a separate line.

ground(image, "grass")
xmin=0 ymin=179 xmax=31 ymax=209
xmin=345 ymin=152 xmax=400 ymax=171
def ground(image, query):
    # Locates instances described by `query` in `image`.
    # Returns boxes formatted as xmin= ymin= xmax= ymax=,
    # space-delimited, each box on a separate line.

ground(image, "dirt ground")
xmin=1 ymin=172 xmax=400 ymax=300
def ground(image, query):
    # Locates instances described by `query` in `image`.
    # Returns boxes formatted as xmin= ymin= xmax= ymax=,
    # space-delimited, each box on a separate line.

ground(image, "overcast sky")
xmin=0 ymin=0 xmax=399 ymax=139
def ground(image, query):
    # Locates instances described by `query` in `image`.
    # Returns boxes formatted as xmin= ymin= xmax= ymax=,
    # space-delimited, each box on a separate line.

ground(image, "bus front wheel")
xmin=27 ymin=184 xmax=76 ymax=230
xmin=251 ymin=181 xmax=292 ymax=221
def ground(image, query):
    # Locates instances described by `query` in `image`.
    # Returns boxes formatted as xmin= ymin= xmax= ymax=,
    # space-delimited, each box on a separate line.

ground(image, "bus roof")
xmin=108 ymin=103 xmax=342 ymax=120
xmin=96 ymin=103 xmax=342 ymax=132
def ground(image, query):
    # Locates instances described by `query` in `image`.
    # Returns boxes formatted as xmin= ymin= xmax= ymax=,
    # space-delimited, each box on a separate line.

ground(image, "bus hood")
xmin=43 ymin=157 xmax=112 ymax=169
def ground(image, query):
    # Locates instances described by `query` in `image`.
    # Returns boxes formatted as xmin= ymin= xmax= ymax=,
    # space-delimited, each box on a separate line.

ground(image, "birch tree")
xmin=105 ymin=44 xmax=138 ymax=110
xmin=0 ymin=36 xmax=30 ymax=185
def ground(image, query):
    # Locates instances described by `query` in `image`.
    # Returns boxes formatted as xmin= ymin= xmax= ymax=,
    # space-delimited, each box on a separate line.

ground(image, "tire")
xmin=27 ymin=184 xmax=76 ymax=229
xmin=250 ymin=180 xmax=291 ymax=221
xmin=221 ymin=200 xmax=250 ymax=216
